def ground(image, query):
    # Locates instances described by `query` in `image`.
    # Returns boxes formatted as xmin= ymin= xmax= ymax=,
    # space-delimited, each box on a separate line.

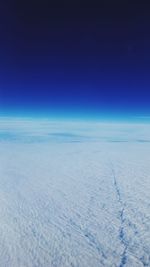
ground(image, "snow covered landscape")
xmin=0 ymin=117 xmax=149 ymax=267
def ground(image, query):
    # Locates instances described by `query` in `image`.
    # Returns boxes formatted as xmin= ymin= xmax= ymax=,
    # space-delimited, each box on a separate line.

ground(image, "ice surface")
xmin=0 ymin=118 xmax=149 ymax=267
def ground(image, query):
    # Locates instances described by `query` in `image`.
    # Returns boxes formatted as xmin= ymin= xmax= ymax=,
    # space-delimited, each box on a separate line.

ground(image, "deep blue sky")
xmin=0 ymin=1 xmax=150 ymax=119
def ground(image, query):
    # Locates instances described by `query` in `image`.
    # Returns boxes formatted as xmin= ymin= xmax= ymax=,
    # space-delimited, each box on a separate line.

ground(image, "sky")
xmin=0 ymin=1 xmax=150 ymax=120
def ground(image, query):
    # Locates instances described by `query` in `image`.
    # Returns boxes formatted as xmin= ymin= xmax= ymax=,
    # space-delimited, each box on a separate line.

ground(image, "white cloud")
xmin=0 ymin=118 xmax=149 ymax=266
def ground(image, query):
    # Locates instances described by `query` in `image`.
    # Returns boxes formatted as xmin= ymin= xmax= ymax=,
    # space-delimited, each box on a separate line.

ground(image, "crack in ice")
xmin=68 ymin=218 xmax=107 ymax=263
xmin=111 ymin=167 xmax=128 ymax=267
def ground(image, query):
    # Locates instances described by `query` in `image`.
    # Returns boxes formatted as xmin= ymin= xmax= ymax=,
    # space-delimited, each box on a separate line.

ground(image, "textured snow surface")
xmin=0 ymin=118 xmax=150 ymax=267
